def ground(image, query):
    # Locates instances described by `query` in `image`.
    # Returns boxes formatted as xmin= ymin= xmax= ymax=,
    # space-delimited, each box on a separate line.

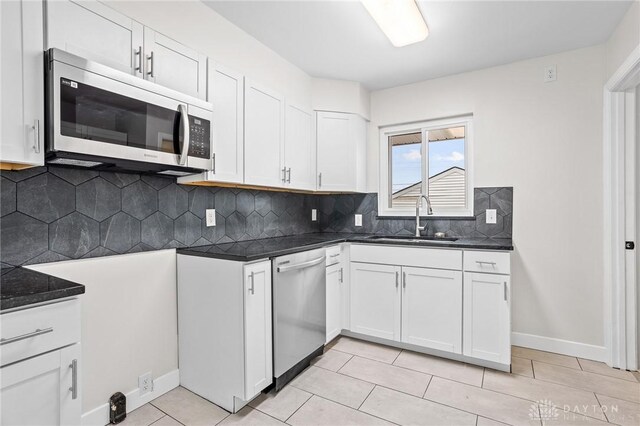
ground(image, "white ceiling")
xmin=203 ymin=0 xmax=632 ymax=90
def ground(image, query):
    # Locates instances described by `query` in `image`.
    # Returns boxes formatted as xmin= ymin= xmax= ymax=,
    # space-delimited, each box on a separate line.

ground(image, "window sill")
xmin=376 ymin=215 xmax=476 ymax=221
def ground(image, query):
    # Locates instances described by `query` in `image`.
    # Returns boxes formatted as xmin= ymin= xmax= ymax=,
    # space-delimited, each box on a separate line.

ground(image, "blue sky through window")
xmin=391 ymin=138 xmax=465 ymax=193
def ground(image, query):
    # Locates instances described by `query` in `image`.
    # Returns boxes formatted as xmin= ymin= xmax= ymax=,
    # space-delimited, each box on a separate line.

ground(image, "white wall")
xmin=27 ymin=250 xmax=178 ymax=416
xmin=605 ymin=1 xmax=640 ymax=81
xmin=369 ymin=45 xmax=606 ymax=348
xmin=104 ymin=0 xmax=313 ymax=108
xmin=311 ymin=78 xmax=371 ymax=120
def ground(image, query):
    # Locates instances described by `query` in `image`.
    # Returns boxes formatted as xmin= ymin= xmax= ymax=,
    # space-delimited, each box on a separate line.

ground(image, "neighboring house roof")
xmin=392 ymin=166 xmax=466 ymax=209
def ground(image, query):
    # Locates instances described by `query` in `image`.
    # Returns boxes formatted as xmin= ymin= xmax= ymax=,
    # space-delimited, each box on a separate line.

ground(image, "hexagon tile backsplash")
xmin=0 ymin=166 xmax=512 ymax=267
xmin=0 ymin=166 xmax=319 ymax=266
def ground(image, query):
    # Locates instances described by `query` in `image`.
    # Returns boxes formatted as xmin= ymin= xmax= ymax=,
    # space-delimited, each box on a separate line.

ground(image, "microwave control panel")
xmin=188 ymin=116 xmax=211 ymax=159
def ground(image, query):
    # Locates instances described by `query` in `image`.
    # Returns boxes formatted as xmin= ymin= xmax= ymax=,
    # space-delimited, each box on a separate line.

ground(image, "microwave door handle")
xmin=178 ymin=104 xmax=190 ymax=166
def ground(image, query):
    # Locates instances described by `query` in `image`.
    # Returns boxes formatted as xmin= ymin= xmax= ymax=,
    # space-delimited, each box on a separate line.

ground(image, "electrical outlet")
xmin=311 ymin=209 xmax=317 ymax=221
xmin=139 ymin=372 xmax=153 ymax=396
xmin=355 ymin=214 xmax=363 ymax=227
xmin=206 ymin=209 xmax=216 ymax=227
xmin=544 ymin=65 xmax=557 ymax=82
xmin=486 ymin=209 xmax=497 ymax=224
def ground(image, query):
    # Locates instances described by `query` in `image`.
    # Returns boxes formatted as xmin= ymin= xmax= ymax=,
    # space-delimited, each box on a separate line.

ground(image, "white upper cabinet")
xmin=46 ymin=0 xmax=143 ymax=76
xmin=1 ymin=0 xmax=45 ymax=168
xmin=316 ymin=111 xmax=367 ymax=192
xmin=208 ymin=62 xmax=244 ymax=183
xmin=284 ymin=104 xmax=315 ymax=191
xmin=46 ymin=0 xmax=207 ymax=99
xmin=143 ymin=27 xmax=207 ymax=100
xmin=463 ymin=272 xmax=511 ymax=364
xmin=244 ymin=79 xmax=285 ymax=187
xmin=401 ymin=267 xmax=463 ymax=354
xmin=350 ymin=262 xmax=401 ymax=341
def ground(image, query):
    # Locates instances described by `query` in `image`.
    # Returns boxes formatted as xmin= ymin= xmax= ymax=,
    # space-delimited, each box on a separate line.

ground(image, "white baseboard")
xmin=82 ymin=369 xmax=179 ymax=426
xmin=512 ymin=332 xmax=607 ymax=362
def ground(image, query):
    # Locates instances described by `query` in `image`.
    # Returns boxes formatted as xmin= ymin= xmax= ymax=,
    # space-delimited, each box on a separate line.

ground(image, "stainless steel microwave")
xmin=45 ymin=49 xmax=212 ymax=175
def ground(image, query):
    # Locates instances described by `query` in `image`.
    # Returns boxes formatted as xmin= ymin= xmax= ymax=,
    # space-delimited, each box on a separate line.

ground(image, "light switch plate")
xmin=205 ymin=209 xmax=216 ymax=227
xmin=486 ymin=209 xmax=497 ymax=224
xmin=355 ymin=214 xmax=363 ymax=227
xmin=312 ymin=209 xmax=317 ymax=221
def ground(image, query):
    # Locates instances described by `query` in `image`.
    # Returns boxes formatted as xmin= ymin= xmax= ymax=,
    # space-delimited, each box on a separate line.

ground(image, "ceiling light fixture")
xmin=361 ymin=0 xmax=429 ymax=47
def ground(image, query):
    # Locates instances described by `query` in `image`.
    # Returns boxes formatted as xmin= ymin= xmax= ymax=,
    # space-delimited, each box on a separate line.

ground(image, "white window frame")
xmin=378 ymin=115 xmax=474 ymax=217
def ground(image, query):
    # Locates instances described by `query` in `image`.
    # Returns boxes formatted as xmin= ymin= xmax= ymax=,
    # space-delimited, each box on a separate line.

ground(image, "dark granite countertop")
xmin=1 ymin=267 xmax=85 ymax=311
xmin=177 ymin=232 xmax=513 ymax=262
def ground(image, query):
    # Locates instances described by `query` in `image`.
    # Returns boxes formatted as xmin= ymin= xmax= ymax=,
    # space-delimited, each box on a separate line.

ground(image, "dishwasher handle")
xmin=277 ymin=256 xmax=325 ymax=273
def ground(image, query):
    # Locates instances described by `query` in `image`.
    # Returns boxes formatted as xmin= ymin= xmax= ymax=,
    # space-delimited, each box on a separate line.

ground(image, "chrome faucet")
xmin=415 ymin=194 xmax=434 ymax=237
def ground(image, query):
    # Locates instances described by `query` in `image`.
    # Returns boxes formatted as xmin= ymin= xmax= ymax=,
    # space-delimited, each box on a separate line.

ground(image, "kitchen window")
xmin=379 ymin=115 xmax=473 ymax=217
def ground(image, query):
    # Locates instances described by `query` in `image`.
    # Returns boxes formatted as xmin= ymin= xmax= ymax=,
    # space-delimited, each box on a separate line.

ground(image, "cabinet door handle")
xmin=212 ymin=153 xmax=216 ymax=173
xmin=249 ymin=271 xmax=255 ymax=295
xmin=318 ymin=173 xmax=322 ymax=188
xmin=287 ymin=167 xmax=291 ymax=183
xmin=282 ymin=167 xmax=287 ymax=183
xmin=0 ymin=327 xmax=53 ymax=345
xmin=403 ymin=272 xmax=407 ymax=288
xmin=395 ymin=271 xmax=399 ymax=288
xmin=503 ymin=281 xmax=507 ymax=301
xmin=32 ymin=119 xmax=40 ymax=153
xmin=147 ymin=51 xmax=154 ymax=77
xmin=339 ymin=267 xmax=343 ymax=283
xmin=134 ymin=46 xmax=142 ymax=73
xmin=476 ymin=261 xmax=497 ymax=266
xmin=69 ymin=359 xmax=78 ymax=400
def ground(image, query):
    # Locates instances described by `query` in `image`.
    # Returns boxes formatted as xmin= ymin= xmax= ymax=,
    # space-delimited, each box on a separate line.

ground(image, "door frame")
xmin=604 ymin=45 xmax=640 ymax=371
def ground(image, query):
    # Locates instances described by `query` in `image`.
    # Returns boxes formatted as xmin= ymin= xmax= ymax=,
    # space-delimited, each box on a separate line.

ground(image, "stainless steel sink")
xmin=367 ymin=236 xmax=458 ymax=244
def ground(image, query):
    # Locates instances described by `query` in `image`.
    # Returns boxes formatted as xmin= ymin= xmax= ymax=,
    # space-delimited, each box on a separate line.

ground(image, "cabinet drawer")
xmin=463 ymin=251 xmax=510 ymax=275
xmin=1 ymin=299 xmax=81 ymax=366
xmin=350 ymin=244 xmax=462 ymax=270
xmin=325 ymin=245 xmax=342 ymax=266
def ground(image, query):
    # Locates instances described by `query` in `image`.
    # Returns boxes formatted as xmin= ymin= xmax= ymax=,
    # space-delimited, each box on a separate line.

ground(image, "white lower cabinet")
xmin=1 ymin=344 xmax=81 ymax=426
xmin=326 ymin=262 xmax=343 ymax=343
xmin=347 ymin=245 xmax=511 ymax=370
xmin=243 ymin=262 xmax=273 ymax=401
xmin=463 ymin=272 xmax=511 ymax=365
xmin=350 ymin=262 xmax=401 ymax=341
xmin=401 ymin=267 xmax=462 ymax=354
xmin=350 ymin=262 xmax=462 ymax=353
xmin=0 ymin=298 xmax=82 ymax=426
xmin=177 ymin=255 xmax=272 ymax=413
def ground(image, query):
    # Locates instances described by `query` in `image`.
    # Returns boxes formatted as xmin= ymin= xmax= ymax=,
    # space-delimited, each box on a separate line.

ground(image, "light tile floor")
xmin=122 ymin=337 xmax=640 ymax=426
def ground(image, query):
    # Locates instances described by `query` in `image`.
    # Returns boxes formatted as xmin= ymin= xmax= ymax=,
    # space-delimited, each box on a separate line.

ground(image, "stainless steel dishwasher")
xmin=272 ymin=248 xmax=326 ymax=390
